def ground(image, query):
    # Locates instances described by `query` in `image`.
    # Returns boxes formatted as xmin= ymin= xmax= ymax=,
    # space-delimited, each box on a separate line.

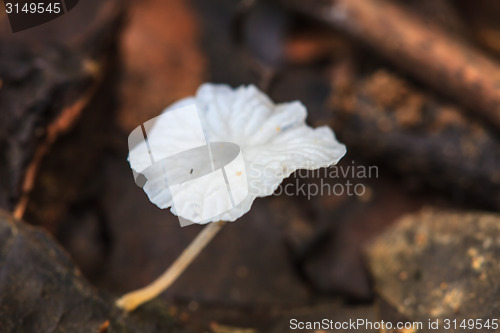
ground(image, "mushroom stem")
xmin=116 ymin=220 xmax=227 ymax=312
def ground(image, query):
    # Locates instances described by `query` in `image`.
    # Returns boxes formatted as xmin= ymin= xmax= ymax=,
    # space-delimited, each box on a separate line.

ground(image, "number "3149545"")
xmin=5 ymin=2 xmax=62 ymax=14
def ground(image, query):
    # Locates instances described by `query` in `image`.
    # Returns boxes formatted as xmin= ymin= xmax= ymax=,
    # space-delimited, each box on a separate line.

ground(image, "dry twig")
xmin=280 ymin=0 xmax=500 ymax=130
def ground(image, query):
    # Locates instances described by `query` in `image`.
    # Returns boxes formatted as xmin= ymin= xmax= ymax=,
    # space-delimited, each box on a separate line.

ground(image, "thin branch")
xmin=280 ymin=0 xmax=500 ymax=130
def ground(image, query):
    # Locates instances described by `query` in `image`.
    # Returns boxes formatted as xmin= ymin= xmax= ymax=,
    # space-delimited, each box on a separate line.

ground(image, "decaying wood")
xmin=0 ymin=0 xmax=125 ymax=216
xmin=330 ymin=69 xmax=500 ymax=209
xmin=280 ymin=0 xmax=500 ymax=130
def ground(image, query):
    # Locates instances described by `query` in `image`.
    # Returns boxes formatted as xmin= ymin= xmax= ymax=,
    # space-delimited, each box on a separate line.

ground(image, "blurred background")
xmin=1 ymin=0 xmax=500 ymax=332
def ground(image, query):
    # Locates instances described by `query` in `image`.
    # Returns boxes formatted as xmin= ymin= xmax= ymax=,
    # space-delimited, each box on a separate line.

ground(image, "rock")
xmin=0 ymin=210 xmax=179 ymax=333
xmin=366 ymin=208 xmax=500 ymax=332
